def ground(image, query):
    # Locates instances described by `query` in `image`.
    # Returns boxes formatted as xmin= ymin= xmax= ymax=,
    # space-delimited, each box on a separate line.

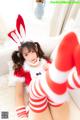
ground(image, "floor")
xmin=0 ymin=74 xmax=16 ymax=120
xmin=0 ymin=74 xmax=80 ymax=120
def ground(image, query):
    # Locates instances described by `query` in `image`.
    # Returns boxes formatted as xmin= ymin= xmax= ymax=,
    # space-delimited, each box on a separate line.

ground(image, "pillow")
xmin=8 ymin=61 xmax=16 ymax=86
xmin=8 ymin=60 xmax=25 ymax=86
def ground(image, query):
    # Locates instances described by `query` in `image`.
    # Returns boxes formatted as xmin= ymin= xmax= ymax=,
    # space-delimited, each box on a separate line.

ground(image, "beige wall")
xmin=49 ymin=4 xmax=80 ymax=37
xmin=0 ymin=17 xmax=8 ymax=44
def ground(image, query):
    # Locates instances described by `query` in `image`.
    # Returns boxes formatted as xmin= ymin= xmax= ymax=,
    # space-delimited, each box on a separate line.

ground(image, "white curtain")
xmin=49 ymin=0 xmax=80 ymax=109
xmin=49 ymin=0 xmax=80 ymax=37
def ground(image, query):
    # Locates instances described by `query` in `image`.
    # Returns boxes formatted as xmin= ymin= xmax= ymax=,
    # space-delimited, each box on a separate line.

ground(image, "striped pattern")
xmin=29 ymin=97 xmax=48 ymax=112
xmin=16 ymin=106 xmax=28 ymax=119
xmin=29 ymin=64 xmax=69 ymax=112
xmin=55 ymin=32 xmax=78 ymax=71
xmin=29 ymin=32 xmax=80 ymax=112
xmin=68 ymin=68 xmax=80 ymax=89
xmin=47 ymin=98 xmax=63 ymax=107
xmin=29 ymin=80 xmax=48 ymax=112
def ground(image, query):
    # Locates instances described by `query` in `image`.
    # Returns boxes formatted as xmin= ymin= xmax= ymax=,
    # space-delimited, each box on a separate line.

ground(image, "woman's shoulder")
xmin=14 ymin=66 xmax=32 ymax=85
xmin=14 ymin=67 xmax=25 ymax=77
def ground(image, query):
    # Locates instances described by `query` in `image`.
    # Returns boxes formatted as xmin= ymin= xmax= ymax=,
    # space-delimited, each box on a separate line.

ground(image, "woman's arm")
xmin=16 ymin=82 xmax=28 ymax=119
xmin=16 ymin=82 xmax=25 ymax=106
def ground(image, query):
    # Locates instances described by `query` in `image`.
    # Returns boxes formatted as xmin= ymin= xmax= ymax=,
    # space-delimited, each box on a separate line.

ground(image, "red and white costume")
xmin=14 ymin=32 xmax=80 ymax=116
xmin=25 ymin=32 xmax=80 ymax=112
xmin=14 ymin=58 xmax=51 ymax=114
xmin=8 ymin=15 xmax=80 ymax=119
xmin=14 ymin=33 xmax=80 ymax=113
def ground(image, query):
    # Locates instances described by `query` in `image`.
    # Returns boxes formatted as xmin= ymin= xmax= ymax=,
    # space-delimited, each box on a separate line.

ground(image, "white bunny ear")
xmin=16 ymin=14 xmax=26 ymax=42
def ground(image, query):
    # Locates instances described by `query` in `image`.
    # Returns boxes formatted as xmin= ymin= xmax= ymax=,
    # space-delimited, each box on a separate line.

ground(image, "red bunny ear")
xmin=16 ymin=14 xmax=26 ymax=38
xmin=8 ymin=14 xmax=26 ymax=47
xmin=8 ymin=30 xmax=18 ymax=43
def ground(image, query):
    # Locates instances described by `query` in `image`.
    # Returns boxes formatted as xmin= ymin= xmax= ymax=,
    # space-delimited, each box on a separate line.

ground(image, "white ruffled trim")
xmin=49 ymin=63 xmax=69 ymax=84
xmin=14 ymin=75 xmax=25 ymax=83
xmin=23 ymin=58 xmax=47 ymax=71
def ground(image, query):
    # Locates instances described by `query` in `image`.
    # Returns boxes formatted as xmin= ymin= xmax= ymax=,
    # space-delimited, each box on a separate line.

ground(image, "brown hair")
xmin=12 ymin=41 xmax=49 ymax=70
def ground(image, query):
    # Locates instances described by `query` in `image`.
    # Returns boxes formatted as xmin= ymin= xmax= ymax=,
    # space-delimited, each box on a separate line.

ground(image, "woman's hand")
xmin=43 ymin=62 xmax=49 ymax=71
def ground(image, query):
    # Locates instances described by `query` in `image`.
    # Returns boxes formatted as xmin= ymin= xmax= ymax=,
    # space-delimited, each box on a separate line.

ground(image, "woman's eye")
xmin=25 ymin=54 xmax=28 ymax=56
xmin=31 ymin=51 xmax=35 ymax=53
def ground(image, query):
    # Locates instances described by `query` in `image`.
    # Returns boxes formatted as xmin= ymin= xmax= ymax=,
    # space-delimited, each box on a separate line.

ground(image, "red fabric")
xmin=29 ymin=105 xmax=47 ymax=113
xmin=14 ymin=67 xmax=25 ymax=77
xmin=55 ymin=32 xmax=79 ymax=71
xmin=16 ymin=106 xmax=28 ymax=118
xmin=16 ymin=15 xmax=26 ymax=37
xmin=73 ymin=45 xmax=80 ymax=75
xmin=46 ymin=58 xmax=52 ymax=64
xmin=24 ymin=71 xmax=32 ymax=85
xmin=46 ymin=70 xmax=67 ymax=94
xmin=14 ymin=67 xmax=32 ymax=85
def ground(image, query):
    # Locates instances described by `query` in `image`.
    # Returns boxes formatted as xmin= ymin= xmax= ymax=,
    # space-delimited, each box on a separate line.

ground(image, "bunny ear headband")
xmin=8 ymin=14 xmax=26 ymax=48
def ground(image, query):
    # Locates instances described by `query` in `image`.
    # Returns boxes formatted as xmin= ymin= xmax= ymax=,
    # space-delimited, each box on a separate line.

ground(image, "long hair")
xmin=12 ymin=41 xmax=49 ymax=70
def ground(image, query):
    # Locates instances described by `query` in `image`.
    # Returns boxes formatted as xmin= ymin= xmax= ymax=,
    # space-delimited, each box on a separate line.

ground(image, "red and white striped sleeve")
xmin=16 ymin=106 xmax=29 ymax=120
xmin=14 ymin=68 xmax=30 ymax=119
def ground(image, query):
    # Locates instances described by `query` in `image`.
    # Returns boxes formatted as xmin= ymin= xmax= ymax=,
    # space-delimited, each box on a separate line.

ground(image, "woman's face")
xmin=22 ymin=47 xmax=38 ymax=64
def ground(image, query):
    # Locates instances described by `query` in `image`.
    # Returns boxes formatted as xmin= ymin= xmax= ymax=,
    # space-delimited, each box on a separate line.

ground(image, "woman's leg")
xmin=49 ymin=102 xmax=70 ymax=120
xmin=28 ymin=82 xmax=53 ymax=120
xmin=29 ymin=107 xmax=53 ymax=120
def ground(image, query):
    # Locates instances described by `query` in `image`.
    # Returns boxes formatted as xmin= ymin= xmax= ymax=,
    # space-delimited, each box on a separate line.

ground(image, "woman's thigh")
xmin=29 ymin=107 xmax=53 ymax=120
xmin=49 ymin=102 xmax=70 ymax=120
